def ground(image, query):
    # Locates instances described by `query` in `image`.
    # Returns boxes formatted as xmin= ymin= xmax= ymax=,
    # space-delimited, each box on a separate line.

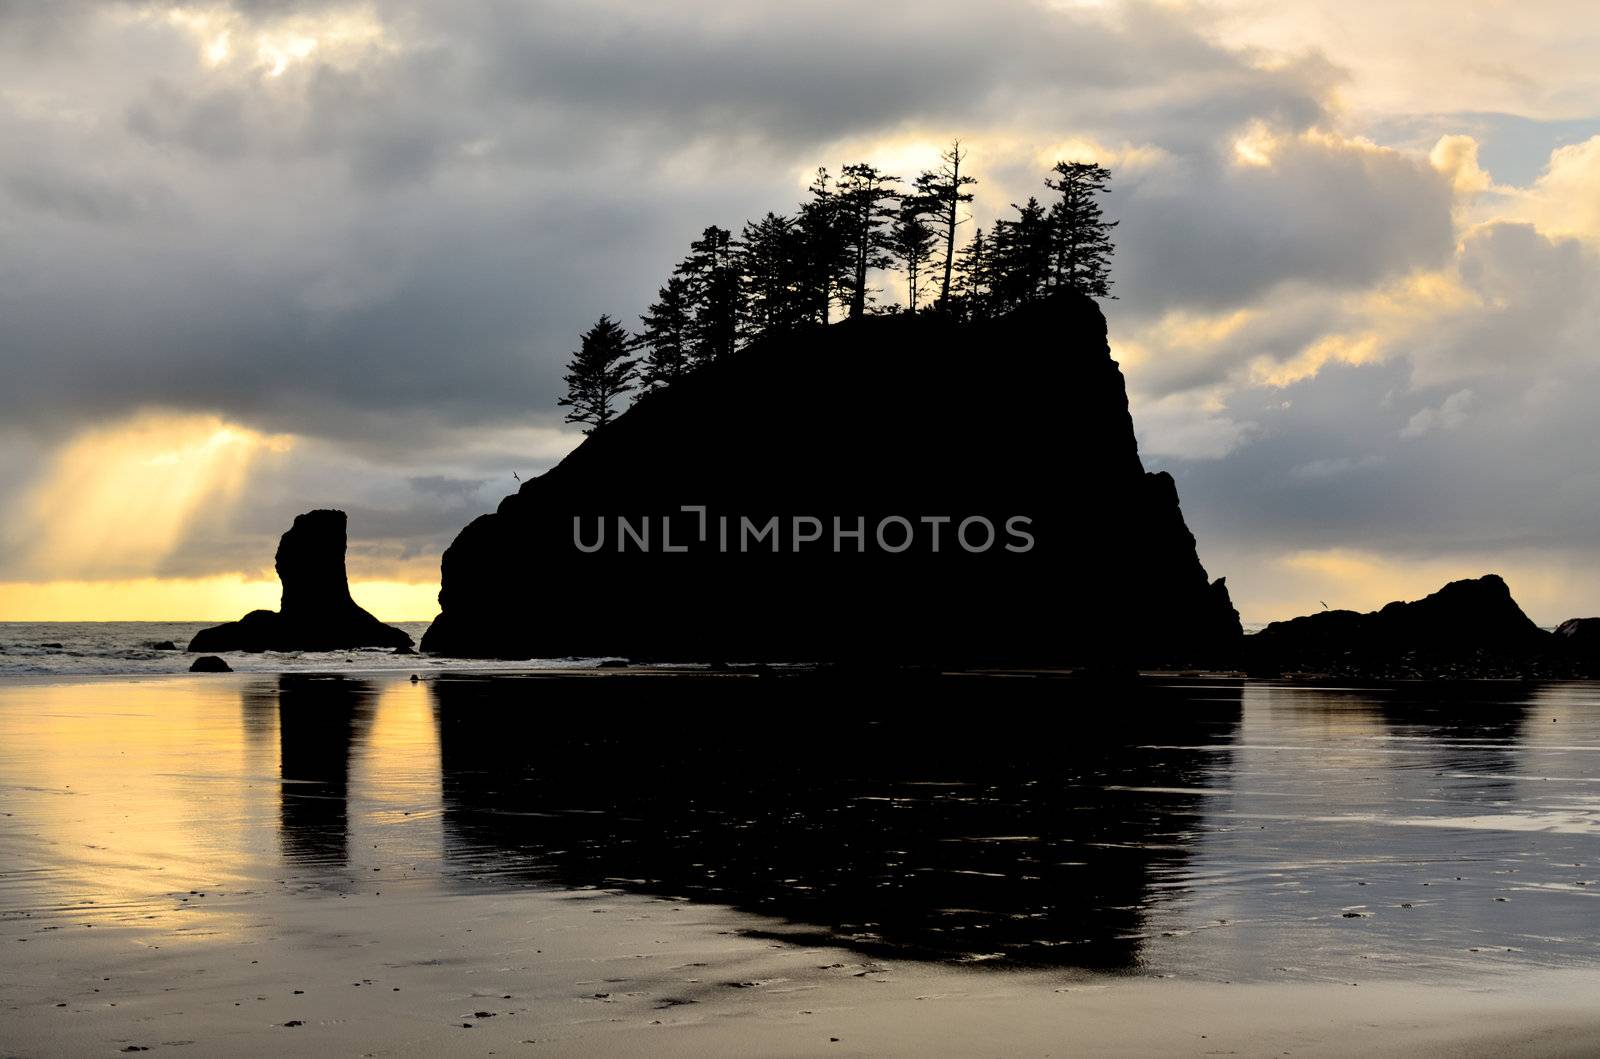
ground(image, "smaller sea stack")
xmin=188 ymin=510 xmax=413 ymax=654
xmin=1247 ymin=574 xmax=1552 ymax=678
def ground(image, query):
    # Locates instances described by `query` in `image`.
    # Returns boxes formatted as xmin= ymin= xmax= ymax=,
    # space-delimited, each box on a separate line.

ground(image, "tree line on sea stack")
xmin=558 ymin=140 xmax=1118 ymax=433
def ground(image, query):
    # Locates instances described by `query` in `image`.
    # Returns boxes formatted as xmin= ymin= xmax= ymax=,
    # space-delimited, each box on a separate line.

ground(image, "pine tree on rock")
xmin=740 ymin=212 xmax=807 ymax=338
xmin=889 ymin=199 xmax=937 ymax=313
xmin=795 ymin=168 xmax=851 ymax=326
xmin=989 ymin=197 xmax=1053 ymax=310
xmin=620 ymin=147 xmax=1118 ymax=389
xmin=557 ymin=315 xmax=639 ymax=433
xmin=675 ymin=225 xmax=742 ymax=364
xmin=637 ymin=277 xmax=693 ymax=395
xmin=835 ymin=163 xmax=900 ymax=319
xmin=952 ymin=226 xmax=992 ymax=320
xmin=913 ymin=139 xmax=978 ymax=310
xmin=1045 ymin=160 xmax=1118 ymax=299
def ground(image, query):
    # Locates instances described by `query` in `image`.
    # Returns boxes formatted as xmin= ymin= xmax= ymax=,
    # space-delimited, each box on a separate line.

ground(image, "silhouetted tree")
xmin=913 ymin=139 xmax=978 ymax=310
xmin=637 ymin=276 xmax=693 ymax=394
xmin=951 ymin=226 xmax=992 ymax=319
xmin=989 ymin=197 xmax=1053 ymax=309
xmin=740 ymin=212 xmax=807 ymax=336
xmin=796 ymin=168 xmax=853 ymax=326
xmin=1045 ymin=161 xmax=1117 ymax=298
xmin=619 ymin=148 xmax=1117 ymax=400
xmin=889 ymin=200 xmax=937 ymax=312
xmin=675 ymin=225 xmax=741 ymax=364
xmin=558 ymin=315 xmax=638 ymax=433
xmin=835 ymin=163 xmax=900 ymax=319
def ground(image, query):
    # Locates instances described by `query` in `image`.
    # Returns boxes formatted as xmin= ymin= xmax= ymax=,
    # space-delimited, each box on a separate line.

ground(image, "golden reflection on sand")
xmin=0 ymin=674 xmax=441 ymax=940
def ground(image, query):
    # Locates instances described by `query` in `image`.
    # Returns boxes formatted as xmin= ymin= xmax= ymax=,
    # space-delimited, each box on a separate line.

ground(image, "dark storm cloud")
xmin=0 ymin=0 xmax=1355 ymax=444
xmin=408 ymin=475 xmax=491 ymax=504
xmin=1113 ymin=133 xmax=1456 ymax=318
xmin=1154 ymin=222 xmax=1600 ymax=569
xmin=449 ymin=0 xmax=1329 ymax=145
xmin=2 ymin=167 xmax=169 ymax=225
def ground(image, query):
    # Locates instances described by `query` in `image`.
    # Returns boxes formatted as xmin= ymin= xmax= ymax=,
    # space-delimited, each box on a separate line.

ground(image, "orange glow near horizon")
xmin=1228 ymin=548 xmax=1600 ymax=627
xmin=0 ymin=577 xmax=440 ymax=623
xmin=1 ymin=411 xmax=449 ymax=623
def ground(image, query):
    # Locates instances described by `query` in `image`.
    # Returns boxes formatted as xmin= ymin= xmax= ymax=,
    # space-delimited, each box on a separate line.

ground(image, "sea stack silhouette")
xmin=423 ymin=291 xmax=1241 ymax=665
xmin=1248 ymin=574 xmax=1554 ymax=678
xmin=188 ymin=510 xmax=414 ymax=654
xmin=1557 ymin=618 xmax=1600 ymax=675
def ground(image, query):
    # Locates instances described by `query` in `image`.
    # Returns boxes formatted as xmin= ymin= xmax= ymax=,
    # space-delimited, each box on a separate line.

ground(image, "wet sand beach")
xmin=13 ymin=882 xmax=1600 ymax=1058
xmin=5 ymin=671 xmax=1600 ymax=1056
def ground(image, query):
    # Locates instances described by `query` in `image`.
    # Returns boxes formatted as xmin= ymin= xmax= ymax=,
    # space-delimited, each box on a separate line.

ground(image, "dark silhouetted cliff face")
xmin=422 ymin=292 xmax=1240 ymax=665
xmin=1248 ymin=574 xmax=1553 ymax=677
xmin=188 ymin=510 xmax=413 ymax=653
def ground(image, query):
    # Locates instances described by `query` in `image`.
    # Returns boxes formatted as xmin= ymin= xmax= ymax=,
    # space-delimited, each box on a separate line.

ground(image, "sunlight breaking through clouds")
xmin=17 ymin=414 xmax=293 ymax=581
xmin=154 ymin=3 xmax=389 ymax=79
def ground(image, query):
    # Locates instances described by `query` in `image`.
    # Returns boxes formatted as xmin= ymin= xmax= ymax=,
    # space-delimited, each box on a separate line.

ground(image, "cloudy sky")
xmin=1 ymin=0 xmax=1597 ymax=623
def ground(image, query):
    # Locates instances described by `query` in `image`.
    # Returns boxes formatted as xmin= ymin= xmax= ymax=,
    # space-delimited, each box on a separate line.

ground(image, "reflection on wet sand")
xmin=271 ymin=675 xmax=378 ymax=868
xmin=10 ymin=675 xmax=1600 ymax=1059
xmin=2 ymin=671 xmax=1600 ymax=1013
xmin=1378 ymin=686 xmax=1532 ymax=793
xmin=428 ymin=672 xmax=1244 ymax=968
xmin=1146 ymin=682 xmax=1600 ymax=981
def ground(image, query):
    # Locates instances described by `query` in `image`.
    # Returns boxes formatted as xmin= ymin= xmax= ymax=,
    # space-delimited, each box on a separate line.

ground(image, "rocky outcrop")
xmin=1556 ymin=618 xmax=1600 ymax=675
xmin=188 ymin=510 xmax=414 ymax=654
xmin=422 ymin=292 xmax=1240 ymax=666
xmin=1555 ymin=617 xmax=1600 ymax=649
xmin=190 ymin=655 xmax=232 ymax=672
xmin=1247 ymin=575 xmax=1554 ymax=678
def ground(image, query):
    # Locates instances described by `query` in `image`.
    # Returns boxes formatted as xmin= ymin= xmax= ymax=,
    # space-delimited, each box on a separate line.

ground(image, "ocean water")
xmin=0 ymin=621 xmax=604 ymax=675
xmin=4 ymin=672 xmax=1600 ymax=985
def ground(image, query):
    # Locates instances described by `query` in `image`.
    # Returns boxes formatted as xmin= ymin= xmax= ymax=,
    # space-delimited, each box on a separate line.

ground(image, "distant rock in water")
xmin=188 ymin=510 xmax=414 ymax=654
xmin=189 ymin=655 xmax=232 ymax=673
xmin=422 ymin=292 xmax=1241 ymax=666
xmin=1248 ymin=575 xmax=1553 ymax=678
xmin=1555 ymin=617 xmax=1600 ymax=649
xmin=1556 ymin=618 xmax=1600 ymax=675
